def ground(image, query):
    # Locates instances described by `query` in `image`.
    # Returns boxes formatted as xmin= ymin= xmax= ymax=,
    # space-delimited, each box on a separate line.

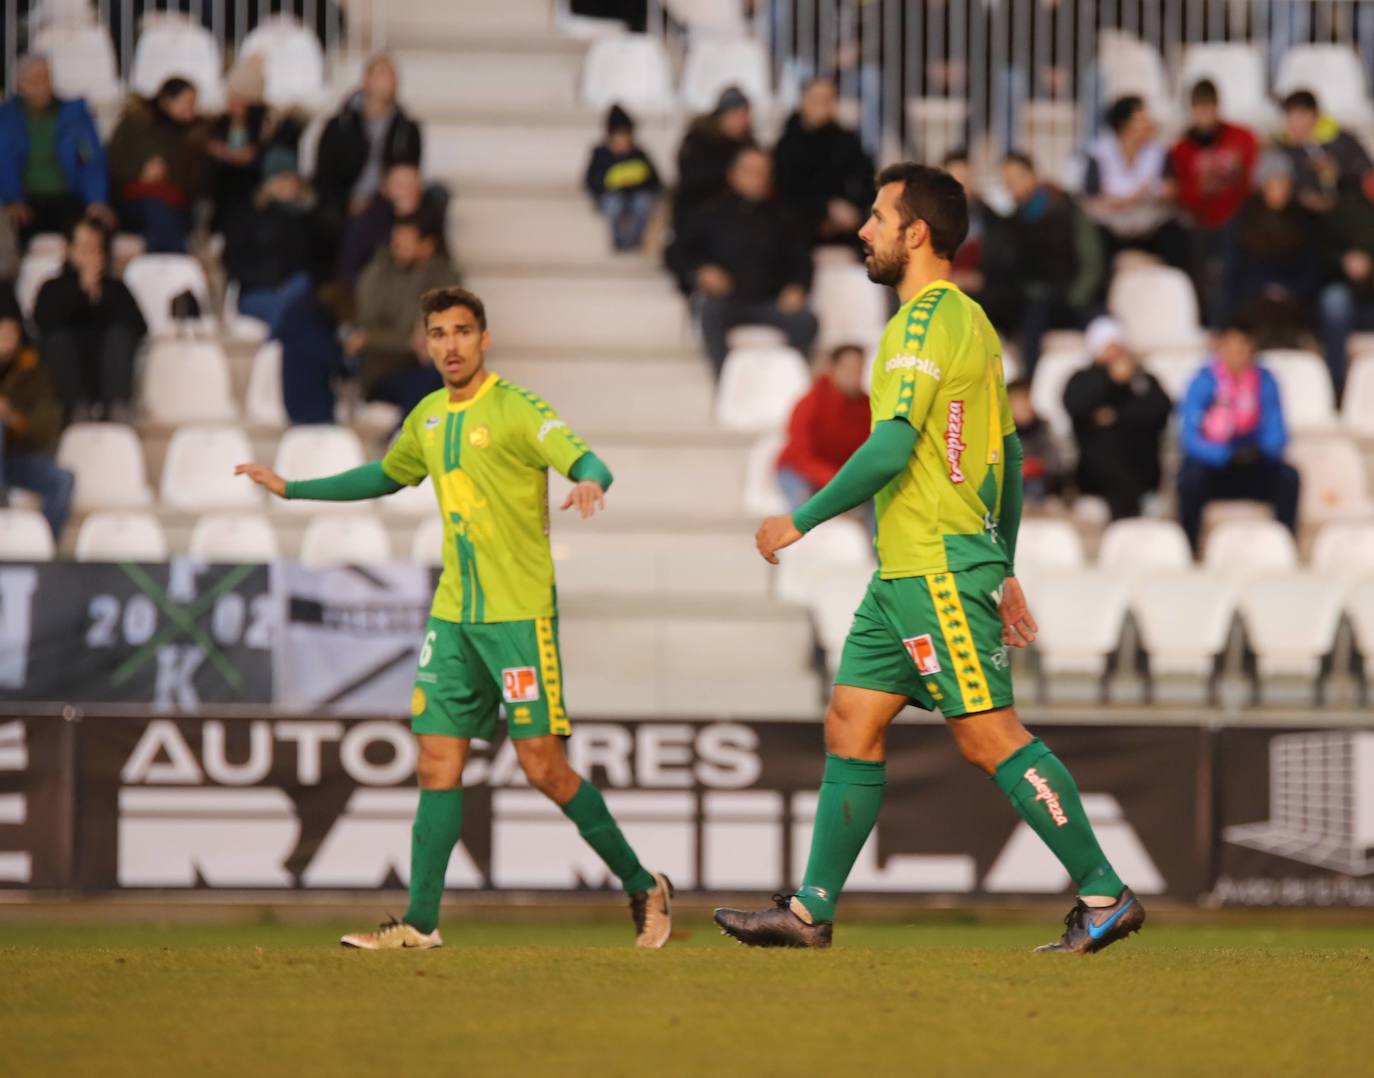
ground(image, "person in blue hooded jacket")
xmin=1176 ymin=315 xmax=1300 ymax=553
xmin=0 ymin=55 xmax=112 ymax=248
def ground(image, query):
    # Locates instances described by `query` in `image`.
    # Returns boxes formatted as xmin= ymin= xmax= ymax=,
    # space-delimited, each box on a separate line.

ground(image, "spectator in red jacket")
xmin=1170 ymin=80 xmax=1258 ymax=325
xmin=776 ymin=344 xmax=871 ymax=515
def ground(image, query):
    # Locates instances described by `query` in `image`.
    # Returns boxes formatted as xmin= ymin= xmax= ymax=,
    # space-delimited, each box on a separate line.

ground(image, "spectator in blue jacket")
xmin=0 ymin=55 xmax=112 ymax=248
xmin=1176 ymin=316 xmax=1300 ymax=552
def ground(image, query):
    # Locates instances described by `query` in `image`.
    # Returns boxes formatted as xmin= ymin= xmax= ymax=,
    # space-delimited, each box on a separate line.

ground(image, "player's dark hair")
xmin=1282 ymin=89 xmax=1319 ymax=113
xmin=1105 ymin=95 xmax=1145 ymax=134
xmin=1190 ymin=79 xmax=1219 ymax=106
xmin=873 ymin=162 xmax=969 ymax=260
xmin=421 ymin=286 xmax=486 ymax=330
xmin=1001 ymin=150 xmax=1036 ymax=172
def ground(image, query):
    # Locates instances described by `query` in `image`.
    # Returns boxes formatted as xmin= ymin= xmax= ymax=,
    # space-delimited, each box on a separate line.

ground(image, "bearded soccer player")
xmin=714 ymin=164 xmax=1144 ymax=954
xmin=236 ymin=287 xmax=673 ymax=950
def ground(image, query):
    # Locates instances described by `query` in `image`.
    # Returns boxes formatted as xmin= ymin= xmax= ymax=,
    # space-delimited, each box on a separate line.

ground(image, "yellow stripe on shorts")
xmin=925 ymin=572 xmax=992 ymax=713
xmin=535 ymin=616 xmax=571 ymax=736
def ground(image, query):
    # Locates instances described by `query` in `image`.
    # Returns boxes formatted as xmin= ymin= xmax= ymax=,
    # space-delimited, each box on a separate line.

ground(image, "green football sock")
xmin=404 ymin=787 xmax=465 ymax=934
xmin=992 ymin=739 xmax=1124 ymax=900
xmin=794 ymin=754 xmax=887 ymax=924
xmin=561 ymin=780 xmax=657 ymax=894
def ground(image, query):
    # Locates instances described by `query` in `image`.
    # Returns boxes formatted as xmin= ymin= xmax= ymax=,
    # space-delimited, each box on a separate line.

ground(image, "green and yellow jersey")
xmin=870 ymin=280 xmax=1016 ymax=578
xmin=381 ymin=372 xmax=590 ymax=624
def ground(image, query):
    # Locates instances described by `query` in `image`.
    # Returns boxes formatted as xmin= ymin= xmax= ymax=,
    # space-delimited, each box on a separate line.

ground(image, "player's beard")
xmin=864 ymin=242 xmax=907 ymax=287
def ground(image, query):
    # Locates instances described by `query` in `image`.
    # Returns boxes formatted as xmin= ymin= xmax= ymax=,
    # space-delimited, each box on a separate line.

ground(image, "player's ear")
xmin=480 ymin=329 xmax=492 ymax=352
xmin=907 ymin=218 xmax=930 ymax=252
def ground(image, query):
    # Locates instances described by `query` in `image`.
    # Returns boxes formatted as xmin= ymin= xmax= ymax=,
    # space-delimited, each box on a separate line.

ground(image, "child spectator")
xmin=1007 ymin=379 xmax=1065 ymax=506
xmin=584 ymin=105 xmax=661 ymax=252
xmin=1276 ymin=89 xmax=1373 ymax=215
xmin=776 ymin=344 xmax=871 ymax=512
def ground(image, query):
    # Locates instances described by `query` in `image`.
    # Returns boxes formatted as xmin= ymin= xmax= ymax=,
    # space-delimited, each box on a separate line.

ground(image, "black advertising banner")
xmin=0 ymin=715 xmax=70 ymax=889
xmin=67 ymin=715 xmax=1208 ymax=899
xmin=0 ymin=561 xmax=272 ymax=707
xmin=1208 ymin=725 xmax=1374 ymax=906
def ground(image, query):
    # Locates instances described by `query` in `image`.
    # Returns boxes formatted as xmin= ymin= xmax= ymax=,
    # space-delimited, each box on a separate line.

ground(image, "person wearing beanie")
xmin=1062 ymin=316 xmax=1172 ymax=519
xmin=669 ymin=84 xmax=757 ymax=243
xmin=583 ymin=103 xmax=661 ymax=251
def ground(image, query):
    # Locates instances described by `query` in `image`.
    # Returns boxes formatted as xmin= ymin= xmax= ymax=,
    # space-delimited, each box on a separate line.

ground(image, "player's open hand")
xmin=234 ymin=462 xmax=287 ymax=498
xmin=999 ymin=576 xmax=1038 ymax=647
xmin=755 ymin=514 xmax=803 ymax=565
xmin=560 ymin=480 xmax=605 ymax=520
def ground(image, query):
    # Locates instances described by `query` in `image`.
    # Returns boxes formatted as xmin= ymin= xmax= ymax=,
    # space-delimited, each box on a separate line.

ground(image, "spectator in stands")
xmin=336 ymin=163 xmax=449 ymax=290
xmin=1170 ymin=80 xmax=1258 ymax=326
xmin=1176 ymin=316 xmax=1299 ymax=553
xmin=314 ymin=55 xmax=423 ymax=232
xmin=1006 ymin=379 xmax=1064 ymax=507
xmin=348 ymin=214 xmax=461 ymax=413
xmin=1317 ymin=173 xmax=1374 ymax=399
xmin=1063 ymin=316 xmax=1172 ymax=520
xmin=995 ymin=152 xmax=1104 ymax=376
xmin=672 ymin=85 xmax=756 ymax=236
xmin=776 ymin=344 xmax=871 ymax=514
xmin=773 ymin=78 xmax=873 ymax=249
xmin=206 ymin=55 xmax=274 ymax=234
xmin=0 ymin=212 xmax=16 ymax=283
xmin=0 ymin=54 xmax=112 ymax=248
xmin=107 ymin=77 xmax=210 ymax=253
xmin=1220 ymin=151 xmax=1317 ymax=346
xmin=1083 ymin=96 xmax=1189 ymax=273
xmin=670 ymin=147 xmax=818 ymax=375
xmin=584 ymin=105 xmax=661 ymax=252
xmin=0 ymin=305 xmax=73 ymax=539
xmin=33 ymin=217 xmax=146 ymax=423
xmin=1276 ymin=89 xmax=1373 ymax=215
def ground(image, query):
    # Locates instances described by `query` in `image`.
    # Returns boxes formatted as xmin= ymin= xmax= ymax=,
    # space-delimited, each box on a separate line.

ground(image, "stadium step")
xmin=382 ymin=0 xmax=556 ymax=44
xmin=495 ymin=357 xmax=714 ymax=435
xmin=374 ymin=42 xmax=587 ymax=116
xmin=452 ymin=192 xmax=666 ymax=273
xmin=551 ymin=525 xmax=772 ymax=600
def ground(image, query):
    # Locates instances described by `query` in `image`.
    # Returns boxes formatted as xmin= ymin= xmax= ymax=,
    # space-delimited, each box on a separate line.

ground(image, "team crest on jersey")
xmin=502 ymin=667 xmax=540 ymax=703
xmin=469 ymin=424 xmax=491 ymax=448
xmin=424 ymin=416 xmax=441 ymax=430
xmin=903 ymin=634 xmax=942 ymax=675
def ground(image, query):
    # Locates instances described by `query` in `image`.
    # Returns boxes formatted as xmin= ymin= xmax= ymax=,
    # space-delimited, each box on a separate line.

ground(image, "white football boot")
xmin=340 ymin=916 xmax=443 ymax=950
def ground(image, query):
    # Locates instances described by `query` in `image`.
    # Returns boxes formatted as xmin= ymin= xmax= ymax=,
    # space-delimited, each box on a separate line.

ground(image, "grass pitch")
xmin=2 ymin=909 xmax=1372 ymax=1078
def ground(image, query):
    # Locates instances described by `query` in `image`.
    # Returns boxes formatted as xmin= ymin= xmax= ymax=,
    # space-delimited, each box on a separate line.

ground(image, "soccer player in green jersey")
xmin=714 ymin=165 xmax=1144 ymax=954
xmin=236 ymin=287 xmax=673 ymax=950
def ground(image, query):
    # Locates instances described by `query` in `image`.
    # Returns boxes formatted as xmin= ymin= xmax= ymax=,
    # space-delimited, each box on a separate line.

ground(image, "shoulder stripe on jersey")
xmin=895 ymin=288 xmax=949 ymax=418
xmin=496 ymin=379 xmax=590 ymax=454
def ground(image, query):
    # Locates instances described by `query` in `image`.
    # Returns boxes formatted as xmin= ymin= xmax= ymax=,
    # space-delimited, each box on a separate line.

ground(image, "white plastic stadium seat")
xmin=1145 ymin=349 xmax=1206 ymax=402
xmin=580 ymin=35 xmax=676 ymax=112
xmin=1096 ymin=519 xmax=1193 ymax=572
xmin=140 ymin=341 xmax=238 ymax=423
xmin=1131 ymin=571 xmax=1238 ymax=677
xmin=1349 ymin=579 xmax=1374 ymax=682
xmin=1275 ymin=45 xmax=1374 ymax=132
xmin=244 ymin=342 xmax=288 ymax=428
xmin=1343 ymin=357 xmax=1374 ymax=438
xmin=410 ymin=516 xmax=446 ymax=568
xmin=664 ymin=0 xmax=749 ymax=35
xmin=1027 ymin=570 xmax=1130 ymax=677
xmin=16 ymin=249 xmax=62 ymax=318
xmin=716 ymin=347 xmax=812 ymax=432
xmin=381 ymin=475 xmax=436 ymax=517
xmin=0 ymin=508 xmax=56 ymax=561
xmin=1263 ymin=350 xmax=1336 ymax=432
xmin=75 ymin=511 xmax=169 ymax=562
xmin=812 ymin=262 xmax=890 ymax=354
xmin=33 ymin=22 xmax=122 ymax=107
xmin=274 ymin=426 xmax=368 ymax=514
xmin=1286 ymin=437 xmax=1373 ymax=524
xmin=1177 ymin=44 xmax=1277 ymax=132
xmin=240 ymin=17 xmax=326 ymax=109
xmin=129 ymin=14 xmax=224 ymax=112
xmin=811 ymin=565 xmax=879 ymax=676
xmin=123 ymin=254 xmax=215 ymax=337
xmin=775 ymin=517 xmax=875 ymax=608
xmin=189 ymin=512 xmax=280 ymax=563
xmin=299 ymin=514 xmax=392 ymax=569
xmin=741 ymin=431 xmax=789 ymax=516
xmin=1013 ymin=518 xmax=1086 ymax=576
xmin=1203 ymin=520 xmax=1298 ymax=577
xmin=1097 ymin=31 xmax=1177 ymax=131
xmin=1239 ymin=573 xmax=1345 ymax=681
xmin=160 ymin=426 xmax=263 ymax=510
xmin=681 ymin=34 xmax=772 ymax=112
xmin=1312 ymin=521 xmax=1374 ymax=579
xmin=1108 ymin=267 xmax=1203 ymax=353
xmin=56 ymin=423 xmax=154 ymax=510
xmin=1029 ymin=349 xmax=1085 ymax=440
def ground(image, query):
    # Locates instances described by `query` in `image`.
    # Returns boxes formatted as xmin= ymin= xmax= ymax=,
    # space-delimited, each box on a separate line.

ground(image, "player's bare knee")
xmin=516 ymin=739 xmax=578 ymax=800
xmin=416 ymin=749 xmax=462 ymax=790
xmin=824 ymin=702 xmax=882 ymax=758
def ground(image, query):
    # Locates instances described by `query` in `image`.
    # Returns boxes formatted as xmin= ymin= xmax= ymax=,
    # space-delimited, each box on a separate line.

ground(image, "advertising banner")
xmin=0 ymin=715 xmax=71 ymax=889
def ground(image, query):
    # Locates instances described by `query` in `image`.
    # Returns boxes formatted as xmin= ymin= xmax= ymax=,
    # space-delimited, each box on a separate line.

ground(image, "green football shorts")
xmin=410 ymin=615 xmax=571 ymax=740
xmin=834 ymin=563 xmax=1015 ymax=718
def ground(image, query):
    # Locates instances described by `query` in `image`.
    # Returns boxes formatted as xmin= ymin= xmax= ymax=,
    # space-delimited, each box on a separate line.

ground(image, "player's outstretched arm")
xmin=559 ymin=451 xmax=613 ymax=520
xmin=756 ymin=419 xmax=916 ymax=564
xmin=233 ymin=461 xmax=404 ymax=501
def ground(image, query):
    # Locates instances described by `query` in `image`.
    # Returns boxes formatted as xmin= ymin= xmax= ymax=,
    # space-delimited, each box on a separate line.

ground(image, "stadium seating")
xmin=188 ymin=513 xmax=280 ymax=563
xmin=715 ymin=347 xmax=812 ymax=432
xmin=1348 ymin=579 xmax=1374 ymax=686
xmin=741 ymin=432 xmax=790 ymax=516
xmin=1275 ymin=44 xmax=1374 ymax=132
xmin=0 ymin=508 xmax=56 ymax=561
xmin=159 ymin=426 xmax=263 ymax=510
xmin=74 ymin=511 xmax=169 ymax=562
xmin=1131 ymin=570 xmax=1238 ymax=680
xmin=810 ymin=565 xmax=879 ymax=675
xmin=1238 ymin=573 xmax=1345 ymax=690
xmin=1014 ymin=519 xmax=1086 ymax=574
xmin=1177 ymin=43 xmax=1277 ymax=133
xmin=1108 ymin=267 xmax=1203 ymax=353
xmin=410 ymin=517 xmax=445 ymax=568
xmin=1286 ymin=437 xmax=1373 ymax=525
xmin=299 ymin=514 xmax=393 ymax=569
xmin=122 ymin=255 xmax=216 ymax=338
xmin=1096 ymin=518 xmax=1193 ymax=573
xmin=274 ymin=426 xmax=369 ymax=513
xmin=244 ymin=342 xmax=288 ymax=428
xmin=140 ymin=341 xmax=238 ymax=424
xmin=16 ymin=249 xmax=63 ymax=319
xmin=32 ymin=21 xmax=122 ymax=107
xmin=680 ymin=33 xmax=772 ymax=112
xmin=1145 ymin=349 xmax=1206 ymax=401
xmin=665 ymin=0 xmax=751 ymax=35
xmin=1311 ymin=521 xmax=1374 ymax=579
xmin=812 ymin=262 xmax=890 ymax=354
xmin=1264 ymin=350 xmax=1337 ymax=432
xmin=1203 ymin=520 xmax=1299 ymax=576
xmin=240 ymin=17 xmax=327 ymax=109
xmin=1028 ymin=570 xmax=1130 ymax=684
xmin=129 ymin=14 xmax=225 ymax=112
xmin=580 ymin=35 xmax=676 ymax=112
xmin=1097 ymin=31 xmax=1177 ymax=132
xmin=1029 ymin=349 xmax=1084 ymax=440
xmin=774 ymin=517 xmax=874 ymax=607
xmin=381 ymin=476 xmax=436 ymax=517
xmin=56 ymin=423 xmax=154 ymax=511
xmin=552 ymin=528 xmax=770 ymax=599
xmin=1342 ymin=357 xmax=1374 ymax=439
